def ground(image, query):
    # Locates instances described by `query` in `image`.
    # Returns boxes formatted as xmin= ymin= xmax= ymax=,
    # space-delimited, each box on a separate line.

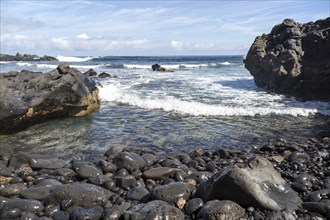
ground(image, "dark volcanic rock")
xmin=0 ymin=53 xmax=58 ymax=62
xmin=197 ymin=200 xmax=245 ymax=220
xmin=113 ymin=152 xmax=146 ymax=171
xmin=123 ymin=200 xmax=185 ymax=220
xmin=45 ymin=183 xmax=112 ymax=208
xmin=151 ymin=63 xmax=174 ymax=72
xmin=244 ymin=17 xmax=330 ymax=100
xmin=0 ymin=63 xmax=99 ymax=134
xmin=151 ymin=182 xmax=193 ymax=204
xmin=83 ymin=69 xmax=98 ymax=76
xmin=98 ymin=72 xmax=111 ymax=78
xmin=196 ymin=156 xmax=302 ymax=211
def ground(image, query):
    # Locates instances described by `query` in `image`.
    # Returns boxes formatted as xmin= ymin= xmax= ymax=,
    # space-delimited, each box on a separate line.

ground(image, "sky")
xmin=0 ymin=0 xmax=329 ymax=56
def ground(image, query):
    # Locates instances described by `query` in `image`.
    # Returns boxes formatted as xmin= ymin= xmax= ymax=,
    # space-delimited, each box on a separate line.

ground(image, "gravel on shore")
xmin=0 ymin=136 xmax=329 ymax=219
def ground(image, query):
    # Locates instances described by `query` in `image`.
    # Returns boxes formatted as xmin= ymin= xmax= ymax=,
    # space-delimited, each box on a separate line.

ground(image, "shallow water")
xmin=1 ymin=56 xmax=329 ymax=156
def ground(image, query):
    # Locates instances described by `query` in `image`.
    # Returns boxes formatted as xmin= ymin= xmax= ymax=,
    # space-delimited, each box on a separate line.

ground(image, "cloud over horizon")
xmin=1 ymin=0 xmax=329 ymax=56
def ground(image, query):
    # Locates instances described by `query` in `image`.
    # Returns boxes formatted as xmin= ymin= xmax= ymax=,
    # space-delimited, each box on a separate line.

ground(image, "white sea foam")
xmin=17 ymin=62 xmax=34 ymax=67
xmin=98 ymin=83 xmax=329 ymax=117
xmin=36 ymin=64 xmax=58 ymax=69
xmin=56 ymin=55 xmax=93 ymax=62
xmin=0 ymin=61 xmax=11 ymax=64
xmin=71 ymin=65 xmax=103 ymax=69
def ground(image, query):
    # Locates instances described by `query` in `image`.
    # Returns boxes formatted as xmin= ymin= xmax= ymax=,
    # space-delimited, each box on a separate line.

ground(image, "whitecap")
xmin=98 ymin=83 xmax=330 ymax=117
xmin=17 ymin=62 xmax=34 ymax=67
xmin=56 ymin=55 xmax=93 ymax=62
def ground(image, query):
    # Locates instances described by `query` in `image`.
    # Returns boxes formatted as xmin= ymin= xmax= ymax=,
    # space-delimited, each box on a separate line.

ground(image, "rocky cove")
xmin=0 ymin=18 xmax=330 ymax=220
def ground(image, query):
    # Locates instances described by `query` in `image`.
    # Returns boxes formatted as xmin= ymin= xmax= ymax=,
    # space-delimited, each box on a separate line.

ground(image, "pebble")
xmin=142 ymin=167 xmax=183 ymax=180
xmin=197 ymin=200 xmax=245 ymax=220
xmin=151 ymin=182 xmax=193 ymax=204
xmin=123 ymin=200 xmax=185 ymax=220
xmin=0 ymin=183 xmax=26 ymax=197
xmin=127 ymin=186 xmax=149 ymax=201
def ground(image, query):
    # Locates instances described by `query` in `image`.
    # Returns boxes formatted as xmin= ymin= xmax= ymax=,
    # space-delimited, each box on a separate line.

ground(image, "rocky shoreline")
xmin=0 ymin=136 xmax=329 ymax=219
xmin=0 ymin=53 xmax=58 ymax=62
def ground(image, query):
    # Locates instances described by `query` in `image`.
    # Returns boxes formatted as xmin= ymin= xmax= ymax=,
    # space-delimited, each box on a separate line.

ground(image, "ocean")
xmin=1 ymin=55 xmax=330 ymax=156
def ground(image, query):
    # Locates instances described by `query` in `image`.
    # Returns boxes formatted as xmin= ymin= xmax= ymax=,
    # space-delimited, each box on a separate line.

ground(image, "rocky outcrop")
xmin=0 ymin=63 xmax=99 ymax=134
xmin=244 ymin=17 xmax=330 ymax=100
xmin=0 ymin=53 xmax=58 ymax=62
xmin=152 ymin=63 xmax=174 ymax=72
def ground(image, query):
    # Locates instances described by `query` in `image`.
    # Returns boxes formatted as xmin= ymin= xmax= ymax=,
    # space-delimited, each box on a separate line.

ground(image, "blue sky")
xmin=1 ymin=0 xmax=329 ymax=56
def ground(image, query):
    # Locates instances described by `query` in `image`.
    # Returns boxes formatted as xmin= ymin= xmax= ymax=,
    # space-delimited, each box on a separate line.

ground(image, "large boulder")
xmin=196 ymin=156 xmax=302 ymax=211
xmin=0 ymin=63 xmax=99 ymax=134
xmin=244 ymin=17 xmax=330 ymax=100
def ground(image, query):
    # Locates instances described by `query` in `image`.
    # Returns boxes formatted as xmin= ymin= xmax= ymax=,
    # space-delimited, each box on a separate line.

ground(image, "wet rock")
xmin=0 ymin=208 xmax=21 ymax=219
xmin=113 ymin=152 xmax=146 ymax=171
xmin=142 ymin=167 xmax=183 ymax=180
xmin=114 ymin=175 xmax=137 ymax=190
xmin=123 ymin=200 xmax=184 ymax=220
xmin=196 ymin=156 xmax=302 ymax=211
xmin=71 ymin=206 xmax=103 ymax=220
xmin=186 ymin=171 xmax=212 ymax=183
xmin=99 ymin=160 xmax=117 ymax=173
xmin=0 ymin=183 xmax=26 ymax=197
xmin=141 ymin=154 xmax=157 ymax=166
xmin=45 ymin=183 xmax=112 ymax=208
xmin=75 ymin=163 xmax=102 ymax=179
xmin=88 ymin=175 xmax=111 ymax=186
xmin=197 ymin=200 xmax=245 ymax=220
xmin=265 ymin=210 xmax=297 ymax=220
xmin=53 ymin=211 xmax=70 ymax=220
xmin=302 ymin=200 xmax=330 ymax=218
xmin=151 ymin=182 xmax=193 ymax=204
xmin=127 ymin=186 xmax=149 ymax=201
xmin=83 ymin=69 xmax=97 ymax=76
xmin=185 ymin=198 xmax=204 ymax=215
xmin=99 ymin=72 xmax=111 ymax=78
xmin=0 ymin=196 xmax=44 ymax=214
xmin=21 ymin=179 xmax=62 ymax=200
xmin=306 ymin=189 xmax=330 ymax=202
xmin=103 ymin=203 xmax=130 ymax=220
xmin=29 ymin=158 xmax=68 ymax=169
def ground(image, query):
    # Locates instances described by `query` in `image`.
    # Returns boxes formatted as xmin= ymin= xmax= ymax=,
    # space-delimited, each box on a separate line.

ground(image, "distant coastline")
xmin=0 ymin=53 xmax=58 ymax=62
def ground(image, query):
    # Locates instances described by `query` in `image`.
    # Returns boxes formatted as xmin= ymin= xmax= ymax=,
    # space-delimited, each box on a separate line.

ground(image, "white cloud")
xmin=77 ymin=33 xmax=89 ymax=39
xmin=195 ymin=43 xmax=215 ymax=50
xmin=171 ymin=40 xmax=184 ymax=51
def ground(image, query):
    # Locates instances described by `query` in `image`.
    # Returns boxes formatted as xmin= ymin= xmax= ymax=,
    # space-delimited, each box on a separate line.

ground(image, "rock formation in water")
xmin=0 ymin=63 xmax=99 ymax=134
xmin=244 ymin=17 xmax=330 ymax=100
xmin=0 ymin=53 xmax=58 ymax=62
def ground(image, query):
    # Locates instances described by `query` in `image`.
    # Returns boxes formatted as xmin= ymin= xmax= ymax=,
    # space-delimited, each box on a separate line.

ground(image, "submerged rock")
xmin=244 ymin=17 xmax=330 ymax=100
xmin=196 ymin=156 xmax=302 ymax=211
xmin=0 ymin=63 xmax=99 ymax=134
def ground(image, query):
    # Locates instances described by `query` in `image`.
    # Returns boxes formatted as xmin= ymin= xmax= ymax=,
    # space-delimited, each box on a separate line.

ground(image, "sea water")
xmin=0 ymin=56 xmax=329 ymax=156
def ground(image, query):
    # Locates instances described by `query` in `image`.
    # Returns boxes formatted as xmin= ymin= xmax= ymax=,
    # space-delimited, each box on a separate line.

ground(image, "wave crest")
xmin=98 ymin=83 xmax=328 ymax=117
xmin=56 ymin=56 xmax=93 ymax=62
